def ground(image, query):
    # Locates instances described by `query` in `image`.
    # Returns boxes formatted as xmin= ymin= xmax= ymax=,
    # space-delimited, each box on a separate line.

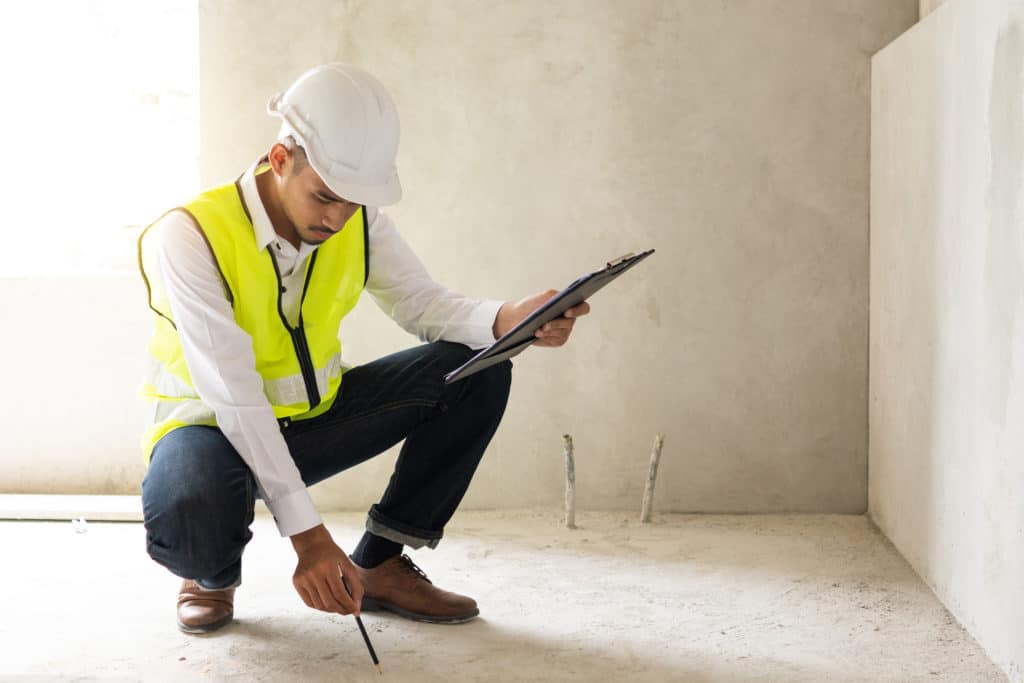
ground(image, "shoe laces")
xmin=398 ymin=553 xmax=433 ymax=585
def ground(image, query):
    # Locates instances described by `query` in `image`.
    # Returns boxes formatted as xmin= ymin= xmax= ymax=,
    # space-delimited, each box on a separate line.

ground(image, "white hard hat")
xmin=267 ymin=63 xmax=402 ymax=206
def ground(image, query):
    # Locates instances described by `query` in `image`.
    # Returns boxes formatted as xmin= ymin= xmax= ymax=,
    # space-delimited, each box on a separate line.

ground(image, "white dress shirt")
xmin=153 ymin=160 xmax=503 ymax=537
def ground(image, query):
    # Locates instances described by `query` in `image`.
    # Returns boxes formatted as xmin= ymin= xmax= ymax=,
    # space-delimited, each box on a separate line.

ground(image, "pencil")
xmin=355 ymin=612 xmax=382 ymax=675
xmin=343 ymin=576 xmax=382 ymax=674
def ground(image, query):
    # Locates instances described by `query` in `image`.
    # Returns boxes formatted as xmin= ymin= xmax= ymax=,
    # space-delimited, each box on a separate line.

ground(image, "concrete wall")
xmin=0 ymin=277 xmax=151 ymax=493
xmin=1 ymin=1 xmax=918 ymax=516
xmin=920 ymin=0 xmax=948 ymax=19
xmin=196 ymin=0 xmax=917 ymax=514
xmin=870 ymin=0 xmax=1024 ymax=680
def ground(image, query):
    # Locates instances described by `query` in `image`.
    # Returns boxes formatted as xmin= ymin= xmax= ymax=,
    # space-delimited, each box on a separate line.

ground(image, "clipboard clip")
xmin=606 ymin=252 xmax=635 ymax=269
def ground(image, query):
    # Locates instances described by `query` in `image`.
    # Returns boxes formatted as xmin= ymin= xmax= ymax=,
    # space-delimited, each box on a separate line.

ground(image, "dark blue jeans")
xmin=141 ymin=342 xmax=512 ymax=589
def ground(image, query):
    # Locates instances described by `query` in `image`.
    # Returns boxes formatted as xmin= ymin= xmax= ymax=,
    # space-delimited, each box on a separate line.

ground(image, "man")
xmin=138 ymin=63 xmax=589 ymax=634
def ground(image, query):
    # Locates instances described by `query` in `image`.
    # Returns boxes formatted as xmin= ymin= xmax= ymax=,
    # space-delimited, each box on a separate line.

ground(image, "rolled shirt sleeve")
xmin=363 ymin=207 xmax=504 ymax=349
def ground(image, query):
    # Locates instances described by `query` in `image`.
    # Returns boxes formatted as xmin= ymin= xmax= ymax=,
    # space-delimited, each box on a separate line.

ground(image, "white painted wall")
xmin=2 ymin=2 xmax=918 ymax=516
xmin=870 ymin=0 xmax=1024 ymax=679
xmin=920 ymin=0 xmax=948 ymax=19
xmin=0 ymin=276 xmax=152 ymax=493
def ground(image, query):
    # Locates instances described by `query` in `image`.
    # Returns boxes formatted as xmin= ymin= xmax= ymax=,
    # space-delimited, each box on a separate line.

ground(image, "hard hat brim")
xmin=313 ymin=163 xmax=403 ymax=208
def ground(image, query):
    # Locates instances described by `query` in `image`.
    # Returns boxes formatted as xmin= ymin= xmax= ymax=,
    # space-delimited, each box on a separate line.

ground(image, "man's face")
xmin=279 ymin=161 xmax=362 ymax=245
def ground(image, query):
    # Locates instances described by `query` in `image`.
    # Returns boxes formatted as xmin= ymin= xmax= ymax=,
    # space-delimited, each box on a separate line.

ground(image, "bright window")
xmin=0 ymin=0 xmax=198 ymax=275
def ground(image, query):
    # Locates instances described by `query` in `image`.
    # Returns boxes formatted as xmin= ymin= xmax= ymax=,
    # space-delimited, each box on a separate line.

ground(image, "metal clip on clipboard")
xmin=606 ymin=252 xmax=636 ymax=268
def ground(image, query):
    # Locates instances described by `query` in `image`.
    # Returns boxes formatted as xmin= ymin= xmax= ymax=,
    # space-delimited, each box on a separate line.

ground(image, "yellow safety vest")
xmin=137 ymin=177 xmax=367 ymax=462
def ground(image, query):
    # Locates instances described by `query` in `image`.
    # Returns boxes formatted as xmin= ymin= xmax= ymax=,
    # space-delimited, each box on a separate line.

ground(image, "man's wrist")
xmin=290 ymin=523 xmax=330 ymax=552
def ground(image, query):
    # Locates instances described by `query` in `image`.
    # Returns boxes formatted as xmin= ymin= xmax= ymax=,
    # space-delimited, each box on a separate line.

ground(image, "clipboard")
xmin=444 ymin=248 xmax=655 ymax=384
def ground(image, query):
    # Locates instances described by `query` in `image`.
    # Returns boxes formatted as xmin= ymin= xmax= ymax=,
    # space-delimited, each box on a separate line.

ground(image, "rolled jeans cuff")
xmin=365 ymin=504 xmax=443 ymax=549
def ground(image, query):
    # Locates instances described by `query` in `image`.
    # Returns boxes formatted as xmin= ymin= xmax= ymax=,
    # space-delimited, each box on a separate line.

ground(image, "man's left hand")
xmin=493 ymin=290 xmax=591 ymax=347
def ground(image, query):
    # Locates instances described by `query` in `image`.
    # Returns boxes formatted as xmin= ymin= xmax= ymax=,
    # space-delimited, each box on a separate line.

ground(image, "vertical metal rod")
xmin=563 ymin=434 xmax=576 ymax=529
xmin=640 ymin=434 xmax=665 ymax=523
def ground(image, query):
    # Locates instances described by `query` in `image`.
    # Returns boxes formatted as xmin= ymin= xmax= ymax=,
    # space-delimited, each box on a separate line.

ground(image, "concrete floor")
xmin=0 ymin=510 xmax=1005 ymax=682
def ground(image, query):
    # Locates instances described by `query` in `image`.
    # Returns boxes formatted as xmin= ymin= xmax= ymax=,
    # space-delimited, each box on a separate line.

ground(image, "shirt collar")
xmin=239 ymin=157 xmax=320 ymax=261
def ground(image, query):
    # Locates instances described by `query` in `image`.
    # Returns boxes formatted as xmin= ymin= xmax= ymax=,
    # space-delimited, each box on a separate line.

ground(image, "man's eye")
xmin=314 ymin=194 xmax=331 ymax=203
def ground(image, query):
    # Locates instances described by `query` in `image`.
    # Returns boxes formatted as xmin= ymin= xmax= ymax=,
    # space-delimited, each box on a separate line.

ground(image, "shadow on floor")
xmin=212 ymin=613 xmax=830 ymax=683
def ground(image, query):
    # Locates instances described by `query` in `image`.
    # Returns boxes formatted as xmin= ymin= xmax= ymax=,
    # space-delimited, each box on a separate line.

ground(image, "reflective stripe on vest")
xmin=137 ymin=171 xmax=367 ymax=461
xmin=262 ymin=351 xmax=344 ymax=406
xmin=142 ymin=350 xmax=346 ymax=408
xmin=149 ymin=397 xmax=216 ymax=427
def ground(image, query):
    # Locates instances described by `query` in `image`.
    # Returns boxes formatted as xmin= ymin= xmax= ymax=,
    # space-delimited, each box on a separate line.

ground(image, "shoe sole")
xmin=360 ymin=597 xmax=479 ymax=624
xmin=176 ymin=613 xmax=233 ymax=634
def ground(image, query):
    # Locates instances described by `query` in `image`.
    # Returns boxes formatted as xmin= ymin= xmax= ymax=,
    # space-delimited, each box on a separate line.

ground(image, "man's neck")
xmin=254 ymin=168 xmax=301 ymax=250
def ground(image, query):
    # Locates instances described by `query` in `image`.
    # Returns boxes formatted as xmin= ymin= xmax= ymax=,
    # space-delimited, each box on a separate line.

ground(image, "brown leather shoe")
xmin=355 ymin=554 xmax=479 ymax=624
xmin=176 ymin=580 xmax=235 ymax=634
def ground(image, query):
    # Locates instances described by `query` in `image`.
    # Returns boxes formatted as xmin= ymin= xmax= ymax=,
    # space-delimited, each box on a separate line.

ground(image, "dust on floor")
xmin=0 ymin=510 xmax=1005 ymax=682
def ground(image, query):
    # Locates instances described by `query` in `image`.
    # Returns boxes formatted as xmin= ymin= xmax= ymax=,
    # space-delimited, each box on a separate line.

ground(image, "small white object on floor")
xmin=71 ymin=517 xmax=88 ymax=534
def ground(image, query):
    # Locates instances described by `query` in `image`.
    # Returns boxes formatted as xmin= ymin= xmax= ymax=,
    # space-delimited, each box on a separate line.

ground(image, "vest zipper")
xmin=269 ymin=249 xmax=321 ymax=410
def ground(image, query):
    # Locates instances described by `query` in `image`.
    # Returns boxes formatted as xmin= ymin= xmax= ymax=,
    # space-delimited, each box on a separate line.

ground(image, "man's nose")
xmin=323 ymin=203 xmax=357 ymax=231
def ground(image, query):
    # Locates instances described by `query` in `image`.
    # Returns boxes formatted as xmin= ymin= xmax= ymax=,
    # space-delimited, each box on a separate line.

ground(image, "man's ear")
xmin=267 ymin=142 xmax=291 ymax=176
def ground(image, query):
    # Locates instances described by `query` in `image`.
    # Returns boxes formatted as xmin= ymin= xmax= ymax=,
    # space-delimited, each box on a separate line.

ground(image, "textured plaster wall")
xmin=870 ymin=0 xmax=1024 ymax=679
xmin=920 ymin=0 xmax=947 ymax=19
xmin=2 ymin=2 xmax=919 ymax=515
xmin=194 ymin=0 xmax=914 ymax=513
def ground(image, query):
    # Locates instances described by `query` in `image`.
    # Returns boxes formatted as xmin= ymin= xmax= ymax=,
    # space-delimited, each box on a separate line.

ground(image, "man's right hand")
xmin=289 ymin=524 xmax=363 ymax=615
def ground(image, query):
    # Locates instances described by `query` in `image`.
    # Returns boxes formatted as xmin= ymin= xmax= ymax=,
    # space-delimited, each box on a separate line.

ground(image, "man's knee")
xmin=144 ymin=492 xmax=253 ymax=582
xmin=459 ymin=359 xmax=512 ymax=416
xmin=481 ymin=359 xmax=513 ymax=399
xmin=143 ymin=434 xmax=244 ymax=530
xmin=142 ymin=427 xmax=253 ymax=578
xmin=429 ymin=342 xmax=511 ymax=398
xmin=143 ymin=483 xmax=250 ymax=570
xmin=427 ymin=340 xmax=477 ymax=370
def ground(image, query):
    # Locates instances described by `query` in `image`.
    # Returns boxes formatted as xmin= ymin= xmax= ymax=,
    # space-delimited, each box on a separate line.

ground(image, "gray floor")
xmin=0 ymin=511 xmax=1005 ymax=682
